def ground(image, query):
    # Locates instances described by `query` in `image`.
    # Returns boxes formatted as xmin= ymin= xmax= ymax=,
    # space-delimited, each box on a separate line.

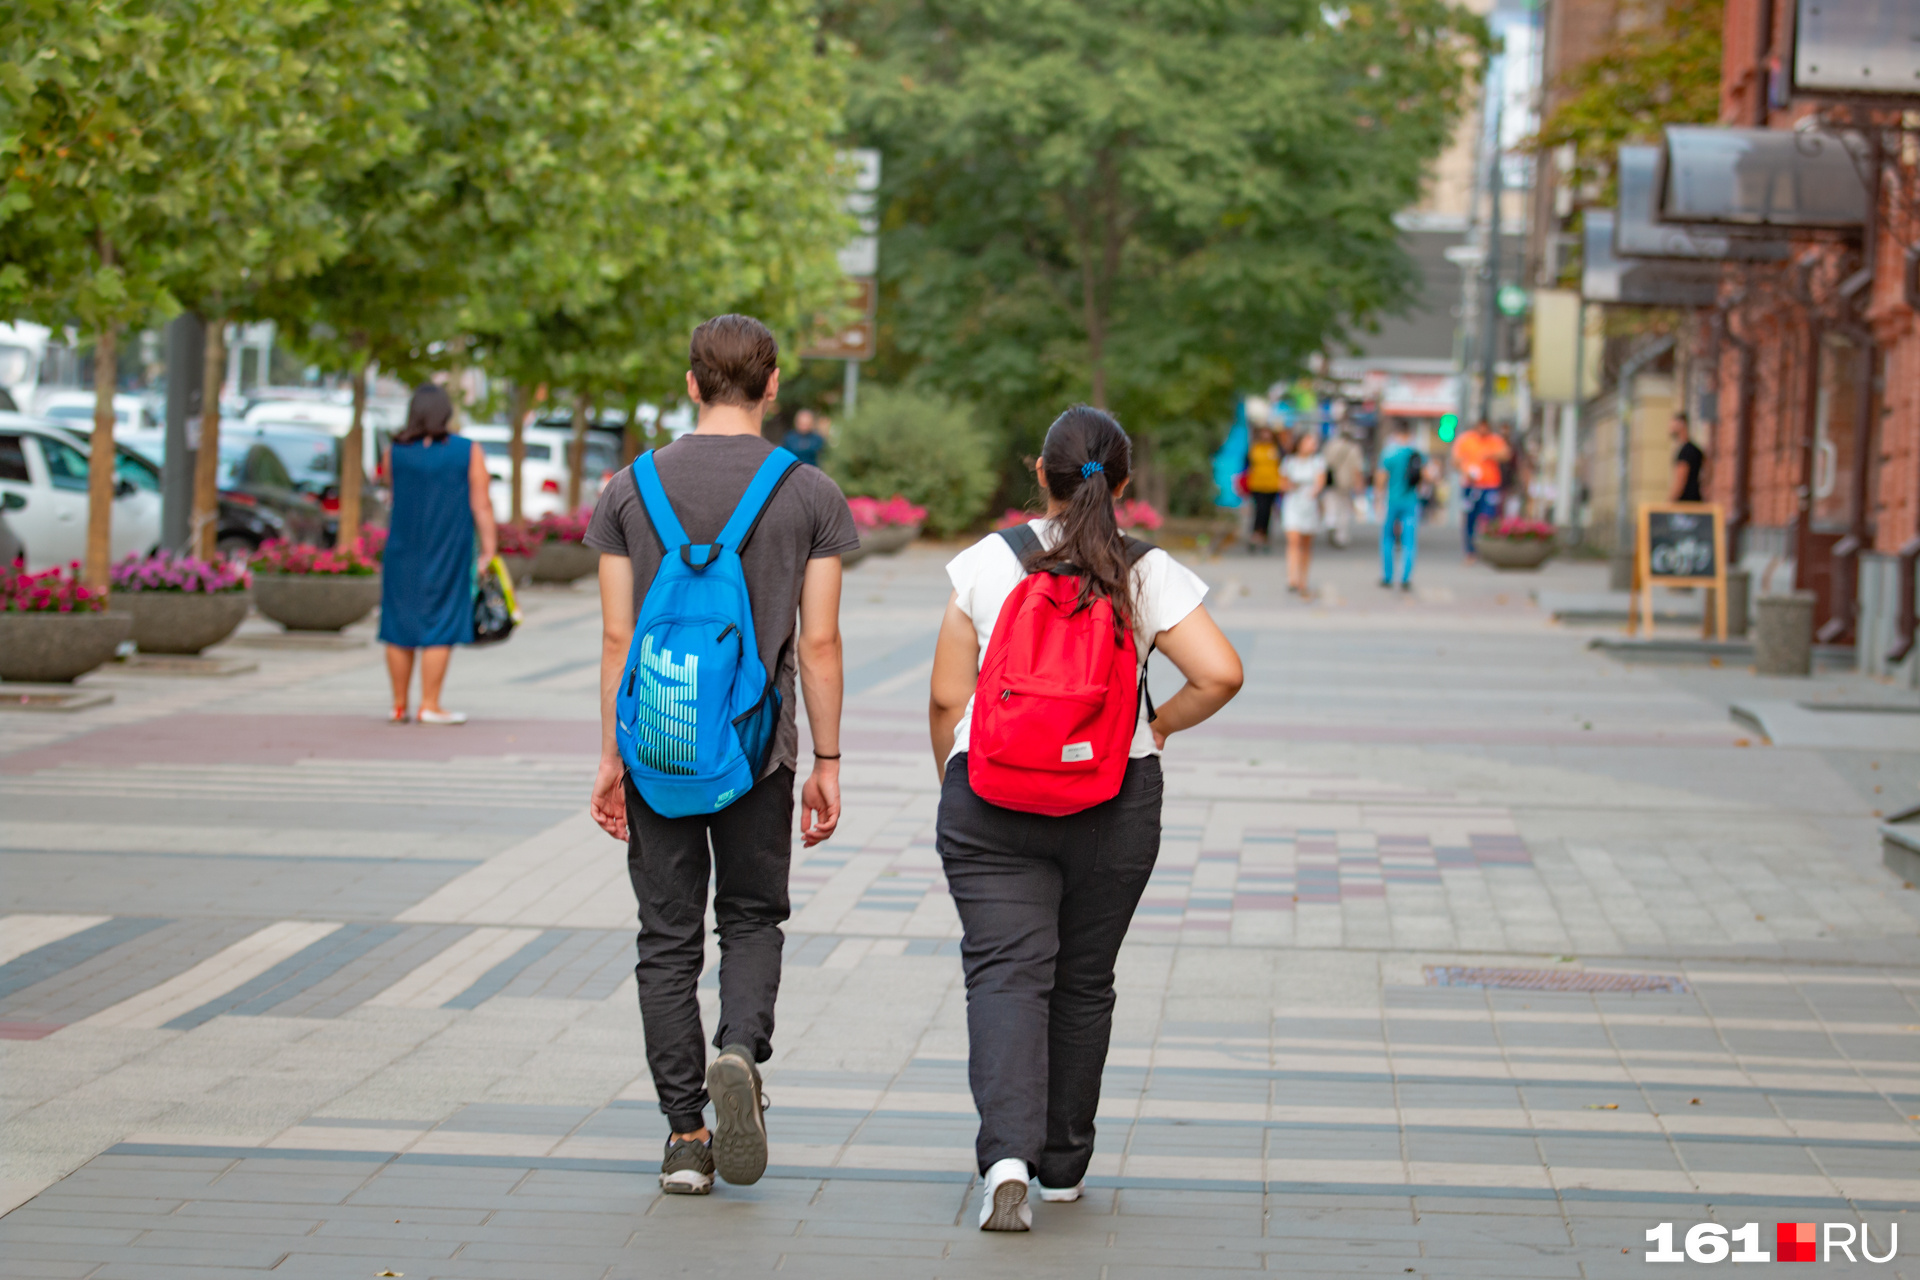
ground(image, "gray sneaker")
xmin=706 ymin=1044 xmax=769 ymax=1186
xmin=659 ymin=1136 xmax=713 ymax=1195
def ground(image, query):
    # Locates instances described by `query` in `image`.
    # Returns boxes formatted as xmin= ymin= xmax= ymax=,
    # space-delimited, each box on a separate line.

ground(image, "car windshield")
xmin=478 ymin=440 xmax=552 ymax=462
xmin=582 ymin=441 xmax=618 ymax=476
xmin=44 ymin=405 xmax=91 ymax=421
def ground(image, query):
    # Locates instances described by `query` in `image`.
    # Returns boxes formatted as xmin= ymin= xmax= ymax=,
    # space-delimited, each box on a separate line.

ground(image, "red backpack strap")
xmin=997 ymin=524 xmax=1043 ymax=571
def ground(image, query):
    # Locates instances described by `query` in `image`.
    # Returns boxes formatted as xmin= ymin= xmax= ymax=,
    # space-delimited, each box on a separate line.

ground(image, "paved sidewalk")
xmin=1 ymin=521 xmax=1915 ymax=1277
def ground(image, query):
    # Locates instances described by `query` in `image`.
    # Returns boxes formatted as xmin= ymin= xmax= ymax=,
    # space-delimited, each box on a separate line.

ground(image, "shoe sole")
xmin=706 ymin=1055 xmax=767 ymax=1186
xmin=1036 ymin=1184 xmax=1082 ymax=1203
xmin=982 ymin=1177 xmax=1030 ymax=1231
xmin=658 ymin=1171 xmax=712 ymax=1195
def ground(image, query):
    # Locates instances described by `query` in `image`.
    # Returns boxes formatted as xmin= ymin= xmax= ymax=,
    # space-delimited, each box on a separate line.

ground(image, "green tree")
xmin=0 ymin=0 xmax=203 ymax=584
xmin=1536 ymin=0 xmax=1724 ymax=196
xmin=836 ymin=0 xmax=1484 ymax=502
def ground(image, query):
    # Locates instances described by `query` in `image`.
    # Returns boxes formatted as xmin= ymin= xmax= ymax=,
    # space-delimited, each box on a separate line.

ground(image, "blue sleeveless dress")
xmin=378 ymin=436 xmax=476 ymax=648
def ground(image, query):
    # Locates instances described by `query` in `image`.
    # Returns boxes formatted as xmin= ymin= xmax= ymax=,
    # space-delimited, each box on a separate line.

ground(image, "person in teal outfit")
xmin=1374 ymin=420 xmax=1422 ymax=591
xmin=378 ymin=384 xmax=497 ymax=724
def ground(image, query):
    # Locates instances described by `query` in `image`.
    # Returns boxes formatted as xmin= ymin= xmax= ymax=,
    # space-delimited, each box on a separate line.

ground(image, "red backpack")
xmin=967 ymin=525 xmax=1155 ymax=816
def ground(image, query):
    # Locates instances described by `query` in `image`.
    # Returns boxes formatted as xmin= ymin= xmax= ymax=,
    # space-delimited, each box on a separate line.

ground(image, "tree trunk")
xmin=191 ymin=316 xmax=226 ymax=559
xmin=620 ymin=399 xmax=642 ymax=465
xmin=84 ymin=321 xmax=119 ymax=590
xmin=508 ymin=384 xmax=530 ymax=526
xmin=566 ymin=391 xmax=589 ymax=512
xmin=337 ymin=357 xmax=368 ymax=548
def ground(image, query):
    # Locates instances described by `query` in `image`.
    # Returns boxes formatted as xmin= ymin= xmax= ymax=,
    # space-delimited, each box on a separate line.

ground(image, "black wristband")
xmin=813 ymin=751 xmax=841 ymax=760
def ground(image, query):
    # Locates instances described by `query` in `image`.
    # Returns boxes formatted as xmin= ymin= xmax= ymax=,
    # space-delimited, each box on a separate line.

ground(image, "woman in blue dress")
xmin=379 ymin=384 xmax=496 ymax=725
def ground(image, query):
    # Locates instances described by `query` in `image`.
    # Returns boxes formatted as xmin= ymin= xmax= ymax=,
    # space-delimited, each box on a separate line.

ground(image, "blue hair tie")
xmin=1081 ymin=460 xmax=1104 ymax=478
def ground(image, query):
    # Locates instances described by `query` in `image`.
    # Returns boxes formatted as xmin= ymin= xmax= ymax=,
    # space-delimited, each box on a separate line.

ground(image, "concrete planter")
xmin=0 ymin=611 xmax=133 ymax=683
xmin=531 ymin=540 xmax=598 ymax=584
xmin=498 ymin=554 xmax=536 ymax=588
xmin=1477 ymin=536 xmax=1557 ymax=571
xmin=860 ymin=523 xmax=922 ymax=556
xmin=110 ymin=591 xmax=250 ymax=655
xmin=1754 ymin=591 xmax=1815 ymax=676
xmin=252 ymin=573 xmax=381 ymax=633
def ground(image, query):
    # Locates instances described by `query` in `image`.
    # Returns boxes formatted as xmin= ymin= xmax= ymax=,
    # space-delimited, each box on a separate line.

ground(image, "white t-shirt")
xmin=945 ymin=520 xmax=1210 ymax=769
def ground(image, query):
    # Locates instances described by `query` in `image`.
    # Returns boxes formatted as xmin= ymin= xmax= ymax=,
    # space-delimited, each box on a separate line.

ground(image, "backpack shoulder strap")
xmin=1122 ymin=535 xmax=1155 ymax=567
xmin=717 ymin=447 xmax=801 ymax=555
xmin=632 ymin=452 xmax=688 ymax=551
xmin=996 ymin=523 xmax=1043 ymax=571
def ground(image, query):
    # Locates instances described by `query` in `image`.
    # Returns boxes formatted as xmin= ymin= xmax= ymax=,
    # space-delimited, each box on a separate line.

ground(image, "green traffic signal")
xmin=1438 ymin=413 xmax=1458 ymax=442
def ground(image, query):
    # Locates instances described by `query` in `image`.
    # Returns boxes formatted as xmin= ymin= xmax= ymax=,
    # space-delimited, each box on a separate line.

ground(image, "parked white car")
xmin=0 ymin=414 xmax=161 ymax=572
xmin=35 ymin=391 xmax=161 ymax=436
xmin=463 ymin=424 xmax=616 ymax=521
xmin=243 ymin=398 xmax=401 ymax=481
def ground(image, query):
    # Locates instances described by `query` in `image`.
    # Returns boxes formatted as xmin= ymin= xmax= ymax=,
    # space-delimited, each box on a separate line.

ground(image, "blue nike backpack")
xmin=615 ymin=447 xmax=799 ymax=818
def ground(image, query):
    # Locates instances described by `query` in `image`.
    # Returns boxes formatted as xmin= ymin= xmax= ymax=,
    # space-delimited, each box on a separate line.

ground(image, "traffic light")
xmin=1438 ymin=413 xmax=1458 ymax=443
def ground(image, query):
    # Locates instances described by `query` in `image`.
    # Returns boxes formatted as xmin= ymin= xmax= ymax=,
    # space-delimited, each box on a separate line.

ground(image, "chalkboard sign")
xmin=1634 ymin=503 xmax=1727 ymax=640
xmin=1646 ymin=509 xmax=1719 ymax=579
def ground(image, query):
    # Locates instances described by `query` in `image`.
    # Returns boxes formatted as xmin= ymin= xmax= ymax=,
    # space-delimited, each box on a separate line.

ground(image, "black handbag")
xmin=472 ymin=556 xmax=518 ymax=645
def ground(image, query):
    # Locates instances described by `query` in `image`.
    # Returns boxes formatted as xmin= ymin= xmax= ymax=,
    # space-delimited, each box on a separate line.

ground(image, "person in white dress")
xmin=1279 ymin=431 xmax=1328 ymax=596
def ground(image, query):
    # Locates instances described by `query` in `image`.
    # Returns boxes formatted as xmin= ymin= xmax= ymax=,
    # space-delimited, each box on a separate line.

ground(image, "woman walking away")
xmin=1243 ymin=424 xmax=1284 ymax=554
xmin=1280 ymin=430 xmax=1328 ymax=596
xmin=928 ymin=406 xmax=1243 ymax=1232
xmin=379 ymin=383 xmax=496 ymax=725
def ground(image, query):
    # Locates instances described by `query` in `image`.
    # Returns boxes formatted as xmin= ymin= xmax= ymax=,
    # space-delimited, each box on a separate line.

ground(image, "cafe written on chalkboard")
xmin=1633 ymin=503 xmax=1728 ymax=640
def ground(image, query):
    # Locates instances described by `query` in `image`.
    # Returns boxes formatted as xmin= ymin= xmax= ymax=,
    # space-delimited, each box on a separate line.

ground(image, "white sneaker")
xmin=978 ymin=1157 xmax=1032 ymax=1231
xmin=418 ymin=709 xmax=468 ymax=726
xmin=1036 ymin=1181 xmax=1083 ymax=1202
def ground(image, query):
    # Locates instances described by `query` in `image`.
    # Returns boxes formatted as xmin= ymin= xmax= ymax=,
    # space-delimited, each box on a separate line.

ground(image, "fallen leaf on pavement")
xmin=1584 ymin=1103 xmax=1619 ymax=1110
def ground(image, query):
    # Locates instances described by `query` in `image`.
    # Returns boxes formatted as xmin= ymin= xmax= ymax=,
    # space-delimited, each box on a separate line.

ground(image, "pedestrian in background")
xmin=1320 ymin=428 xmax=1366 ymax=548
xmin=1280 ymin=430 xmax=1328 ymax=596
xmin=781 ymin=408 xmax=826 ymax=467
xmin=588 ymin=314 xmax=858 ymax=1199
xmin=1450 ymin=418 xmax=1509 ymax=561
xmin=1374 ymin=420 xmax=1422 ymax=591
xmin=379 ymin=383 xmax=496 ymax=726
xmin=1669 ymin=412 xmax=1705 ymax=502
xmin=1244 ymin=423 xmax=1284 ymax=554
xmin=928 ymin=405 xmax=1242 ymax=1232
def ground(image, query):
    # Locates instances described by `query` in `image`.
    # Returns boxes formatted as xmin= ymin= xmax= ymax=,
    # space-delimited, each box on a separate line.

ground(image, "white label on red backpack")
xmin=1061 ymin=742 xmax=1094 ymax=763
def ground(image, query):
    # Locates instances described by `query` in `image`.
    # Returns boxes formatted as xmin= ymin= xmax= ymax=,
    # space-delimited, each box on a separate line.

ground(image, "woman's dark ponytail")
xmin=1028 ymin=405 xmax=1138 ymax=632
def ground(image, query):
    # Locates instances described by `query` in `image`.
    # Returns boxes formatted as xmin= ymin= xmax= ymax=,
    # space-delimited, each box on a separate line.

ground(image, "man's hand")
xmin=590 ymin=757 xmax=628 ymax=841
xmin=800 ymin=759 xmax=840 ymax=847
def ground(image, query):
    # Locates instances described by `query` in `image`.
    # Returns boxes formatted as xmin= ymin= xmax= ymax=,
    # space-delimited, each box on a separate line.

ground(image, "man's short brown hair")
xmin=689 ymin=314 xmax=778 ymax=407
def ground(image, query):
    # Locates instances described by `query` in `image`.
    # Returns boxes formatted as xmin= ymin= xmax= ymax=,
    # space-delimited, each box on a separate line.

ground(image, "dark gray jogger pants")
xmin=936 ymin=753 xmax=1162 ymax=1184
xmin=625 ymin=767 xmax=794 ymax=1134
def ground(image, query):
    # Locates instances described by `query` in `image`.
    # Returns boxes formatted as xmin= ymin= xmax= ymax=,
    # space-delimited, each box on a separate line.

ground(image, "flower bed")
xmin=249 ymin=535 xmax=383 ymax=631
xmin=530 ymin=511 xmax=598 ymax=583
xmin=1476 ymin=517 xmax=1559 ymax=571
xmin=848 ymin=495 xmax=926 ymax=557
xmin=496 ymin=521 xmax=543 ymax=586
xmin=1 ymin=564 xmax=130 ymax=682
xmin=109 ymin=551 xmax=250 ymax=654
xmin=531 ymin=510 xmax=593 ymax=544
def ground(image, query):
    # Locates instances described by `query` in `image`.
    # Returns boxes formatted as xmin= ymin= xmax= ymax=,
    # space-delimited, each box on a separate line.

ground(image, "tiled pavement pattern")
xmin=2 ymin=524 xmax=1916 ymax=1276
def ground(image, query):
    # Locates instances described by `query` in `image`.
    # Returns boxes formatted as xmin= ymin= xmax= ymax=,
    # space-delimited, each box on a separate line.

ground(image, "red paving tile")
xmin=0 ymin=714 xmax=597 ymax=774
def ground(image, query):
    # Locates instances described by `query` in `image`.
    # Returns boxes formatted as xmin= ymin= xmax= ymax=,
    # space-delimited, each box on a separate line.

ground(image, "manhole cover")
xmin=1424 ymin=966 xmax=1690 ymax=994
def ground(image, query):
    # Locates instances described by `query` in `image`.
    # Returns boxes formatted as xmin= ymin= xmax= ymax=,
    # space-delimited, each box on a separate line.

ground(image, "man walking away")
xmin=588 ymin=314 xmax=859 ymax=1196
xmin=1450 ymin=418 xmax=1510 ymax=560
xmin=1320 ymin=428 xmax=1366 ymax=548
xmin=1669 ymin=412 xmax=1705 ymax=502
xmin=1375 ymin=420 xmax=1422 ymax=590
xmin=782 ymin=407 xmax=826 ymax=468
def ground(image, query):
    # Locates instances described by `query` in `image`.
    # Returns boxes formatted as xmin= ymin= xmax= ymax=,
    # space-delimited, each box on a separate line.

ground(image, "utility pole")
xmin=161 ymin=315 xmax=205 ymax=551
xmin=1479 ymin=72 xmax=1504 ymax=426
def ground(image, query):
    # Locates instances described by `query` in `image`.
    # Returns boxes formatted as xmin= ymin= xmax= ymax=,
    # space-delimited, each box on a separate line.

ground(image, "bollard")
xmin=1753 ymin=591 xmax=1815 ymax=676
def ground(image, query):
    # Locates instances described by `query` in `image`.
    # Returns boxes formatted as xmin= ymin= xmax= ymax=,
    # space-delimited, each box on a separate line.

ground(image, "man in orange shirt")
xmin=1451 ymin=419 xmax=1511 ymax=560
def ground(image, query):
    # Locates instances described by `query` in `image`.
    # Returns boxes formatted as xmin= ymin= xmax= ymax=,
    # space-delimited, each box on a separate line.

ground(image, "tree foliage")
xmin=1536 ymin=0 xmax=1724 ymax=192
xmin=833 ymin=0 xmax=1485 ymax=499
xmin=825 ymin=384 xmax=997 ymax=536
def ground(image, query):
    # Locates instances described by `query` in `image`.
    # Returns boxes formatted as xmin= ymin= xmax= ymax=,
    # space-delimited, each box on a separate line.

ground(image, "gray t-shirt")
xmin=585 ymin=432 xmax=860 ymax=777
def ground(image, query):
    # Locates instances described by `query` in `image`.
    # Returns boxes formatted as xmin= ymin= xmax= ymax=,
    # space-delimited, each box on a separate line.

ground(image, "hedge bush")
xmin=826 ymin=385 xmax=996 ymax=537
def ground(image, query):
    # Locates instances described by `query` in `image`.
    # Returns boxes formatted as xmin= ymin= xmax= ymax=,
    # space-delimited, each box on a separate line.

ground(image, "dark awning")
xmin=1660 ymin=125 xmax=1868 ymax=230
xmin=1584 ymin=211 xmax=1723 ymax=307
xmin=1616 ymin=145 xmax=1787 ymax=261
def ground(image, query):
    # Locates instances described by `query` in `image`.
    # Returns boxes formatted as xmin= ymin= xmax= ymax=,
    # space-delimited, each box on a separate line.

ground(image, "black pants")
xmin=625 ymin=767 xmax=794 ymax=1134
xmin=1250 ymin=491 xmax=1278 ymax=537
xmin=936 ymin=753 xmax=1162 ymax=1183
